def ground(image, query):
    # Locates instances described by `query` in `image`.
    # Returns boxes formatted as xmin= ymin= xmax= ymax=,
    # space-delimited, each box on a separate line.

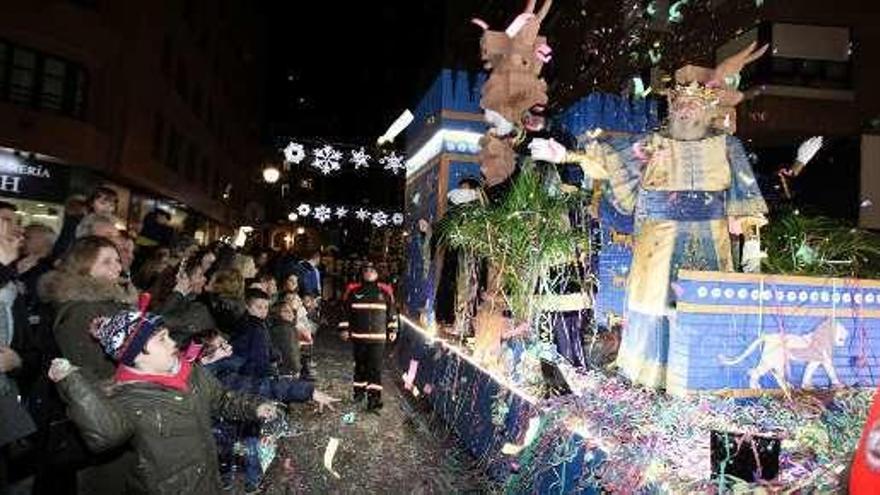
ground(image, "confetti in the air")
xmin=501 ymin=416 xmax=542 ymax=456
xmin=323 ymin=437 xmax=341 ymax=479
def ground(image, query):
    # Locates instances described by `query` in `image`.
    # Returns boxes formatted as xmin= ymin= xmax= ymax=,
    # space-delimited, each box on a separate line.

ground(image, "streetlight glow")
xmin=262 ymin=166 xmax=281 ymax=183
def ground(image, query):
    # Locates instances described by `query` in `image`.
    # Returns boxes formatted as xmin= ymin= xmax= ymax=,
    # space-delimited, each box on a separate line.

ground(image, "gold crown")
xmin=666 ymin=81 xmax=723 ymax=106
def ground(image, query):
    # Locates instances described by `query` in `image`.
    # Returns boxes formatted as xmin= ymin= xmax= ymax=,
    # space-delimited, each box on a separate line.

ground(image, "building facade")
xmin=0 ymin=0 xmax=266 ymax=236
xmin=523 ymin=0 xmax=877 ymax=225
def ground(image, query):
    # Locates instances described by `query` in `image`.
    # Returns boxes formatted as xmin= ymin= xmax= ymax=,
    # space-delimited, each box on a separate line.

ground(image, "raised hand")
xmin=484 ymin=109 xmax=514 ymax=136
xmin=528 ymin=138 xmax=567 ymax=164
xmin=0 ymin=346 xmax=22 ymax=373
xmin=312 ymin=390 xmax=341 ymax=413
xmin=47 ymin=358 xmax=78 ymax=382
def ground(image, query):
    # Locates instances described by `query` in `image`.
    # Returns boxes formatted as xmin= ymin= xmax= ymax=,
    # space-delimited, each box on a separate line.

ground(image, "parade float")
xmin=399 ymin=1 xmax=877 ymax=492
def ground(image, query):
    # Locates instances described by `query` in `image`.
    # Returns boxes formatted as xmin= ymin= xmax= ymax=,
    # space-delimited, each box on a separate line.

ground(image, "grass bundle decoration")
xmin=762 ymin=209 xmax=880 ymax=279
xmin=437 ymin=162 xmax=588 ymax=325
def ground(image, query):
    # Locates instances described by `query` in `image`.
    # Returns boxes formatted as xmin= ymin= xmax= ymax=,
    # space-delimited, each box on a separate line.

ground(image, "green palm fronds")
xmin=763 ymin=210 xmax=880 ymax=278
xmin=436 ymin=163 xmax=588 ymax=322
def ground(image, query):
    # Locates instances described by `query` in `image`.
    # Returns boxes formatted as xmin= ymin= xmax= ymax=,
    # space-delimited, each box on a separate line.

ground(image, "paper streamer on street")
xmin=501 ymin=416 xmax=542 ymax=455
xmin=323 ymin=437 xmax=341 ymax=479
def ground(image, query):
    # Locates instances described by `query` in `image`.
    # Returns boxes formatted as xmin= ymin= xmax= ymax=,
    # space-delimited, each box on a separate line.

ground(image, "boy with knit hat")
xmin=48 ymin=309 xmax=278 ymax=494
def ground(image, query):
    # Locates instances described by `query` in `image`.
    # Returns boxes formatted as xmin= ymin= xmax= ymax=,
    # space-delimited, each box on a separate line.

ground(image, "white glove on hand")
xmin=796 ymin=136 xmax=823 ymax=165
xmin=47 ymin=358 xmax=78 ymax=383
xmin=484 ymin=109 xmax=514 ymax=136
xmin=528 ymin=138 xmax=567 ymax=164
xmin=741 ymin=239 xmax=767 ymax=273
xmin=447 ymin=188 xmax=479 ymax=205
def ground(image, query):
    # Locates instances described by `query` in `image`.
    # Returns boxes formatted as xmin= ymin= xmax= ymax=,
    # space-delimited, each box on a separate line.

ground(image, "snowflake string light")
xmin=313 ymin=205 xmax=332 ymax=223
xmin=335 ymin=206 xmax=349 ymax=219
xmin=379 ymin=151 xmax=405 ymax=175
xmin=355 ymin=208 xmax=371 ymax=221
xmin=371 ymin=211 xmax=388 ymax=227
xmin=312 ymin=145 xmax=343 ymax=175
xmin=283 ymin=142 xmax=306 ymax=164
xmin=297 ymin=203 xmax=311 ymax=216
xmin=350 ymin=147 xmax=371 ymax=170
xmin=391 ymin=213 xmax=404 ymax=226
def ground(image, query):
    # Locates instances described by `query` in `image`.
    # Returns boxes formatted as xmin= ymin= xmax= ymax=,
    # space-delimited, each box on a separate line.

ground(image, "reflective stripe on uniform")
xmin=338 ymin=321 xmax=350 ymax=328
xmin=350 ymin=333 xmax=387 ymax=340
xmin=351 ymin=303 xmax=387 ymax=310
xmin=366 ymin=384 xmax=383 ymax=390
xmin=387 ymin=321 xmax=398 ymax=328
xmin=353 ymin=382 xmax=368 ymax=388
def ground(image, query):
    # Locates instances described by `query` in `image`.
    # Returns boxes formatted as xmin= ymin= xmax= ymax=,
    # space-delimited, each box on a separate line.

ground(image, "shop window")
xmin=10 ymin=47 xmax=36 ymax=105
xmin=0 ymin=40 xmax=88 ymax=119
xmin=40 ymin=57 xmax=66 ymax=111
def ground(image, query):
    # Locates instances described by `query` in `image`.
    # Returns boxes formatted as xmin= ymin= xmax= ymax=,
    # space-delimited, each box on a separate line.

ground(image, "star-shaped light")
xmin=391 ymin=213 xmax=404 ymax=225
xmin=312 ymin=145 xmax=343 ymax=175
xmin=355 ymin=208 xmax=370 ymax=221
xmin=350 ymin=147 xmax=371 ymax=170
xmin=283 ymin=142 xmax=306 ymax=164
xmin=335 ymin=206 xmax=349 ymax=219
xmin=297 ymin=203 xmax=311 ymax=216
xmin=313 ymin=205 xmax=332 ymax=223
xmin=379 ymin=151 xmax=405 ymax=175
xmin=371 ymin=211 xmax=388 ymax=227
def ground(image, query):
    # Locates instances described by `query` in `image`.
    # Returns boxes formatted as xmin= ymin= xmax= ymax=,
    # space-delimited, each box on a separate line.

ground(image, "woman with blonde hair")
xmin=36 ymin=235 xmax=138 ymax=494
xmin=39 ymin=235 xmax=138 ymax=380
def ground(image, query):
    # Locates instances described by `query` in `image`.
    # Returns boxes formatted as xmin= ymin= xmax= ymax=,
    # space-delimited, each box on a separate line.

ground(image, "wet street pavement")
xmin=256 ymin=313 xmax=499 ymax=495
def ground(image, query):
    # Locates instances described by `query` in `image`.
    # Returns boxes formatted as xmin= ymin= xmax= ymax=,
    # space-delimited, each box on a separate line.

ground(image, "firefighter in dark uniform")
xmin=338 ymin=262 xmax=398 ymax=411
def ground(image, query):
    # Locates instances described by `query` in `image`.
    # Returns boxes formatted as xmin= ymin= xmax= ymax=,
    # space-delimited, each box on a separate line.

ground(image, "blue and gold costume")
xmin=568 ymin=133 xmax=767 ymax=388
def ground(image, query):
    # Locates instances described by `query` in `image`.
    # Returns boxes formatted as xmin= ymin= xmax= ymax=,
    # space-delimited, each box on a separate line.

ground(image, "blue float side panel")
xmin=670 ymin=272 xmax=880 ymax=394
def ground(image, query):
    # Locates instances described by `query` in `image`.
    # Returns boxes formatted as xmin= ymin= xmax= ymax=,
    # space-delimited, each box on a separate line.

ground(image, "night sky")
xmin=265 ymin=2 xmax=447 ymax=143
xmin=264 ymin=1 xmax=535 ymax=143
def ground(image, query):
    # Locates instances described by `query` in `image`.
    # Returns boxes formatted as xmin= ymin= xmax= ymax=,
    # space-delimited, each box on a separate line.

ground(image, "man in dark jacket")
xmin=0 ymin=201 xmax=37 ymax=491
xmin=0 ymin=202 xmax=39 ymax=395
xmin=47 ymin=309 xmax=278 ymax=495
xmin=338 ymin=262 xmax=398 ymax=411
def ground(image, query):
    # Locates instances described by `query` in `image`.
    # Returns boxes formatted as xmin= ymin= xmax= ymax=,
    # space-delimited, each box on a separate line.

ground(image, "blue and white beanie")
xmin=91 ymin=310 xmax=164 ymax=366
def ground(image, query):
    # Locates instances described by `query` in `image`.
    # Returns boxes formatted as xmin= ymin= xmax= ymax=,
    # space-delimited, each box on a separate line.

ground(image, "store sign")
xmin=0 ymin=151 xmax=69 ymax=203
